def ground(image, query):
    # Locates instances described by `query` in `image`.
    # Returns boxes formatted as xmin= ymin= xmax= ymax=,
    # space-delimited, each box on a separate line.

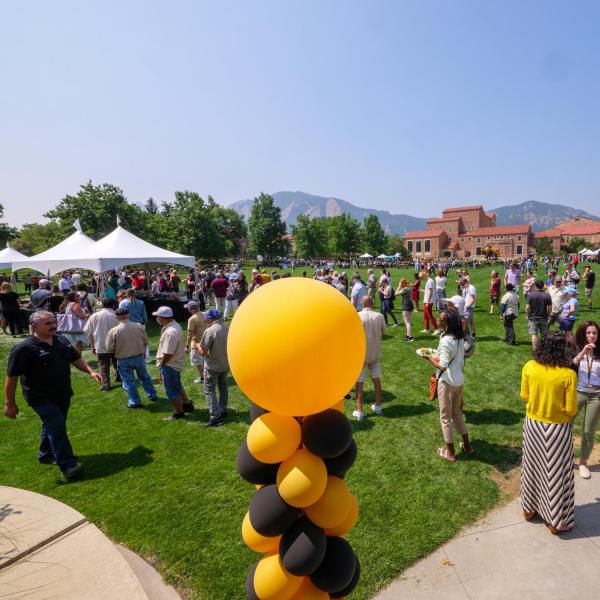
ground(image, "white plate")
xmin=416 ymin=347 xmax=438 ymax=357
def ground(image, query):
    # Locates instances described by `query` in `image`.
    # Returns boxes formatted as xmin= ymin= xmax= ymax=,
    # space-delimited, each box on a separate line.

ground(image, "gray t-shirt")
xmin=200 ymin=320 xmax=229 ymax=372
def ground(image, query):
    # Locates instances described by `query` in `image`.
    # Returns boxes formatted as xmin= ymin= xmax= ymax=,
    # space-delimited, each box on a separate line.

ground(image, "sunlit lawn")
xmin=0 ymin=264 xmax=598 ymax=599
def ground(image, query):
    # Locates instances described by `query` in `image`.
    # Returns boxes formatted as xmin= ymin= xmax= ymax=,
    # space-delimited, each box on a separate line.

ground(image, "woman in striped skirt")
xmin=520 ymin=332 xmax=578 ymax=534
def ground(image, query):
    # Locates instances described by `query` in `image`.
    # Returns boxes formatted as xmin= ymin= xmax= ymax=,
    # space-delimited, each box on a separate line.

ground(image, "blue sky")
xmin=1 ymin=0 xmax=599 ymax=226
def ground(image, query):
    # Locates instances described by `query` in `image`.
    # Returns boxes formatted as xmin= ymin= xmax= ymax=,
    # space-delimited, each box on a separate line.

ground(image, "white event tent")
xmin=359 ymin=253 xmax=373 ymax=258
xmin=12 ymin=221 xmax=195 ymax=275
xmin=11 ymin=228 xmax=97 ymax=275
xmin=0 ymin=243 xmax=28 ymax=269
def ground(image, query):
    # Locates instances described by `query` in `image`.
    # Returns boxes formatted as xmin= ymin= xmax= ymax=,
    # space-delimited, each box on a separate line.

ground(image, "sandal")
xmin=436 ymin=447 xmax=456 ymax=462
xmin=460 ymin=442 xmax=475 ymax=455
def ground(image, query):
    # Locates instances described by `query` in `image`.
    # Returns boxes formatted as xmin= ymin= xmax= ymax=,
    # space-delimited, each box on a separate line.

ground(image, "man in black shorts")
xmin=526 ymin=280 xmax=552 ymax=350
xmin=4 ymin=310 xmax=101 ymax=479
xmin=583 ymin=266 xmax=595 ymax=310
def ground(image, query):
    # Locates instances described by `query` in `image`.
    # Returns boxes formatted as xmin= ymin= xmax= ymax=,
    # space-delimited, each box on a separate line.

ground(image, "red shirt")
xmin=489 ymin=277 xmax=501 ymax=296
xmin=211 ymin=277 xmax=229 ymax=298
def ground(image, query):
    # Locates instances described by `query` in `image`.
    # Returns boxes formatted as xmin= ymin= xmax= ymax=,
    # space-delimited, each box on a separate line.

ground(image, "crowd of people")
xmin=2 ymin=256 xmax=599 ymax=540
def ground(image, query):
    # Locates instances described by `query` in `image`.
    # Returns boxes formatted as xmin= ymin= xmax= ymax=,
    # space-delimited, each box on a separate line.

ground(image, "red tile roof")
xmin=467 ymin=225 xmax=531 ymax=236
xmin=427 ymin=217 xmax=461 ymax=223
xmin=447 ymin=241 xmax=460 ymax=250
xmin=403 ymin=230 xmax=445 ymax=239
xmin=442 ymin=205 xmax=483 ymax=213
xmin=534 ymin=229 xmax=562 ymax=238
xmin=554 ymin=225 xmax=600 ymax=236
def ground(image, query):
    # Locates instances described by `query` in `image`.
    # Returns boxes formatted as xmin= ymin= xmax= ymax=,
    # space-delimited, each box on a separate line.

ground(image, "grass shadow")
xmin=464 ymin=408 xmax=522 ymax=426
xmin=464 ymin=439 xmax=521 ymax=474
xmin=473 ymin=335 xmax=503 ymax=342
xmin=384 ymin=402 xmax=436 ymax=418
xmin=67 ymin=445 xmax=154 ymax=481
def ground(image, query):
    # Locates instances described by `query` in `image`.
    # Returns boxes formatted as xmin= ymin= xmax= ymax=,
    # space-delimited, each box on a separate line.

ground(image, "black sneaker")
xmin=204 ymin=417 xmax=224 ymax=428
xmin=62 ymin=463 xmax=83 ymax=480
xmin=127 ymin=403 xmax=144 ymax=409
xmin=164 ymin=412 xmax=185 ymax=422
xmin=39 ymin=457 xmax=57 ymax=465
xmin=182 ymin=402 xmax=195 ymax=413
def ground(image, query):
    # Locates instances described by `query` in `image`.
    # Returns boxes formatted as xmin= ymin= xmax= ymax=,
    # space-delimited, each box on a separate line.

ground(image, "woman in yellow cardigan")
xmin=520 ymin=332 xmax=578 ymax=534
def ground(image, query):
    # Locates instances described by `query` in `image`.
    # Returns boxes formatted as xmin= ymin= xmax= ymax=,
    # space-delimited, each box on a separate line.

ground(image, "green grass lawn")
xmin=0 ymin=265 xmax=598 ymax=599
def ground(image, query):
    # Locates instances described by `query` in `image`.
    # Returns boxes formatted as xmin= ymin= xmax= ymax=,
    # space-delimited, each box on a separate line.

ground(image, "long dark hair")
xmin=441 ymin=311 xmax=464 ymax=340
xmin=533 ymin=332 xmax=572 ymax=368
xmin=574 ymin=320 xmax=600 ymax=359
xmin=59 ymin=291 xmax=78 ymax=314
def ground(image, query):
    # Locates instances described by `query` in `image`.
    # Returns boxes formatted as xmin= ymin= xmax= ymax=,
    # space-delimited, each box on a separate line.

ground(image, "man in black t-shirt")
xmin=4 ymin=310 xmax=101 ymax=479
xmin=584 ymin=266 xmax=595 ymax=310
xmin=526 ymin=280 xmax=552 ymax=351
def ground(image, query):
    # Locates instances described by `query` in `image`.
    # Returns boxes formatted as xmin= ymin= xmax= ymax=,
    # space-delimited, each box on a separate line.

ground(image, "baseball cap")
xmin=184 ymin=300 xmax=200 ymax=309
xmin=565 ymin=287 xmax=578 ymax=295
xmin=442 ymin=295 xmax=465 ymax=315
xmin=114 ymin=307 xmax=129 ymax=316
xmin=152 ymin=306 xmax=174 ymax=317
xmin=204 ymin=308 xmax=222 ymax=320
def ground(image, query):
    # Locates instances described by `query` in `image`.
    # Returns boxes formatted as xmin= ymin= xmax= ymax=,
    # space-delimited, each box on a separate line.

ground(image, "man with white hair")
xmin=4 ymin=310 xmax=101 ymax=479
xmin=30 ymin=278 xmax=52 ymax=311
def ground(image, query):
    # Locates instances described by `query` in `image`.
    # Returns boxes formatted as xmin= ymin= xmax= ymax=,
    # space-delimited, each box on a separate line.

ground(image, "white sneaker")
xmin=352 ymin=410 xmax=365 ymax=421
xmin=579 ymin=464 xmax=591 ymax=479
xmin=392 ymin=323 xmax=399 ymax=327
xmin=432 ymin=329 xmax=442 ymax=336
xmin=371 ymin=404 xmax=383 ymax=415
xmin=420 ymin=329 xmax=430 ymax=334
xmin=194 ymin=378 xmax=204 ymax=385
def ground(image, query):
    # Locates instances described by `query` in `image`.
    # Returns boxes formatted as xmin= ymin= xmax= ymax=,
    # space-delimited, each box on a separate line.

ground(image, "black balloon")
xmin=249 ymin=401 xmax=268 ymax=422
xmin=302 ymin=409 xmax=353 ymax=458
xmin=249 ymin=484 xmax=300 ymax=537
xmin=331 ymin=554 xmax=361 ymax=597
xmin=310 ymin=536 xmax=357 ymax=594
xmin=279 ymin=517 xmax=327 ymax=576
xmin=236 ymin=441 xmax=280 ymax=485
xmin=245 ymin=560 xmax=260 ymax=600
xmin=324 ymin=438 xmax=357 ymax=476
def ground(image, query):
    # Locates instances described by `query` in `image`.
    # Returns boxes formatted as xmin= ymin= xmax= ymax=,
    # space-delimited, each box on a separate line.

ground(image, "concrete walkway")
xmin=0 ymin=486 xmax=179 ymax=599
xmin=375 ymin=464 xmax=600 ymax=600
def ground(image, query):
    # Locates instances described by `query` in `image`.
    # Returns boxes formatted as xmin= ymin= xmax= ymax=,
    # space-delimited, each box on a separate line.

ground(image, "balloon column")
xmin=229 ymin=278 xmax=366 ymax=599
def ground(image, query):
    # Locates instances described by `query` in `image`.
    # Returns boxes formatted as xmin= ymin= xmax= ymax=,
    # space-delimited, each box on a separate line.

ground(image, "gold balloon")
xmin=253 ymin=553 xmax=303 ymax=600
xmin=324 ymin=494 xmax=359 ymax=537
xmin=277 ymin=449 xmax=328 ymax=508
xmin=304 ymin=476 xmax=353 ymax=529
xmin=247 ymin=413 xmax=301 ymax=464
xmin=227 ymin=278 xmax=366 ymax=416
xmin=288 ymin=577 xmax=330 ymax=600
xmin=242 ymin=512 xmax=281 ymax=554
xmin=333 ymin=400 xmax=345 ymax=413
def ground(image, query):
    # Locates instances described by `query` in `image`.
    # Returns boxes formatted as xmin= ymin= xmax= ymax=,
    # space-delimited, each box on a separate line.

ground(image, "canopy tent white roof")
xmin=79 ymin=225 xmax=195 ymax=272
xmin=578 ymin=248 xmax=591 ymax=254
xmin=0 ymin=243 xmax=28 ymax=269
xmin=12 ymin=225 xmax=195 ymax=275
xmin=359 ymin=252 xmax=373 ymax=258
xmin=11 ymin=230 xmax=97 ymax=275
xmin=377 ymin=253 xmax=388 ymax=259
xmin=581 ymin=248 xmax=600 ymax=256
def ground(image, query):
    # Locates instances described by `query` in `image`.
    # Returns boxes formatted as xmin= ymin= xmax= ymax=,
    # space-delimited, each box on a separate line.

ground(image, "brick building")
xmin=404 ymin=205 xmax=533 ymax=259
xmin=535 ymin=216 xmax=600 ymax=251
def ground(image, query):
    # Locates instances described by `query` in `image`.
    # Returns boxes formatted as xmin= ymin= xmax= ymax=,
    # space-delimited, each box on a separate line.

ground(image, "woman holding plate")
xmin=422 ymin=311 xmax=473 ymax=461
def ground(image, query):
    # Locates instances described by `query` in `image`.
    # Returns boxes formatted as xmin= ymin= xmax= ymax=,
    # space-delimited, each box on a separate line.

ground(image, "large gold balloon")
xmin=247 ymin=413 xmax=301 ymax=464
xmin=304 ymin=476 xmax=353 ymax=529
xmin=324 ymin=494 xmax=359 ymax=537
xmin=228 ymin=278 xmax=366 ymax=416
xmin=288 ymin=577 xmax=330 ymax=600
xmin=277 ymin=449 xmax=328 ymax=508
xmin=253 ymin=554 xmax=303 ymax=600
xmin=241 ymin=512 xmax=281 ymax=554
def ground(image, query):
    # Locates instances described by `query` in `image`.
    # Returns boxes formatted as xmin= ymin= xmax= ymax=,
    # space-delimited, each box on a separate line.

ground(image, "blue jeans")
xmin=160 ymin=364 xmax=184 ymax=401
xmin=117 ymin=354 xmax=157 ymax=406
xmin=31 ymin=399 xmax=77 ymax=471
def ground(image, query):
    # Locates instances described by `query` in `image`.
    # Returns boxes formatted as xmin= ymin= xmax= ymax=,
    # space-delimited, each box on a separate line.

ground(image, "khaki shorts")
xmin=358 ymin=361 xmax=382 ymax=383
xmin=585 ymin=288 xmax=593 ymax=297
xmin=190 ymin=347 xmax=204 ymax=366
xmin=528 ymin=318 xmax=549 ymax=337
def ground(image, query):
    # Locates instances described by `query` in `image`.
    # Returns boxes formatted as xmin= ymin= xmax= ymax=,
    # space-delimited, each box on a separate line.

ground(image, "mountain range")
xmin=229 ymin=192 xmax=599 ymax=235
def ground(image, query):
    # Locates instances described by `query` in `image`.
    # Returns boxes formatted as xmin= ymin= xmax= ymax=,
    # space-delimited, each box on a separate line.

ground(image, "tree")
xmin=44 ymin=181 xmax=147 ymax=239
xmin=535 ymin=236 xmax=555 ymax=256
xmin=0 ymin=204 xmax=18 ymax=247
xmin=387 ymin=234 xmax=410 ymax=258
xmin=361 ymin=214 xmax=388 ymax=255
xmin=170 ymin=191 xmax=226 ymax=259
xmin=207 ymin=197 xmax=248 ymax=256
xmin=12 ymin=222 xmax=64 ymax=255
xmin=160 ymin=201 xmax=173 ymax=217
xmin=291 ymin=215 xmax=329 ymax=258
xmin=247 ymin=193 xmax=289 ymax=258
xmin=327 ymin=213 xmax=362 ymax=256
xmin=144 ymin=197 xmax=159 ymax=215
xmin=565 ymin=236 xmax=588 ymax=254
